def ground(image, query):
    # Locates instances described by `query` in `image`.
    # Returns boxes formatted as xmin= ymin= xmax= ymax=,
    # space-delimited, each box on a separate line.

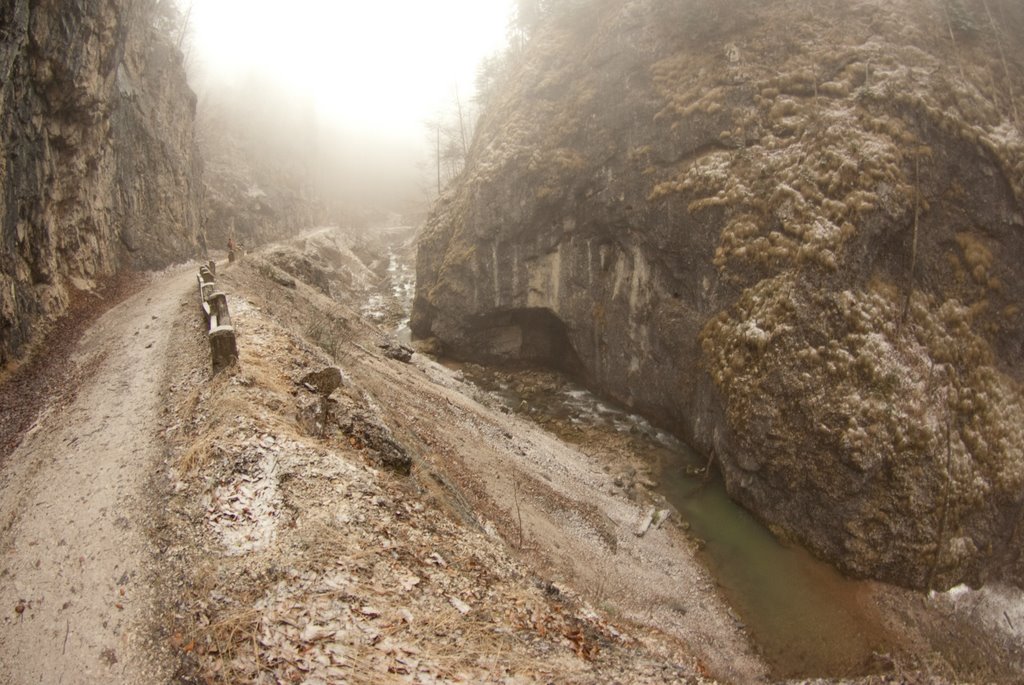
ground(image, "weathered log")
xmin=196 ymin=267 xmax=238 ymax=372
xmin=209 ymin=327 xmax=238 ymax=372
xmin=207 ymin=292 xmax=232 ymax=329
xmin=197 ymin=275 xmax=216 ymax=320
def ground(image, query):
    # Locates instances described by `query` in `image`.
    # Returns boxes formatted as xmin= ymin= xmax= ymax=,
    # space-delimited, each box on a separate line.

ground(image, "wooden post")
xmin=196 ymin=266 xmax=238 ymax=373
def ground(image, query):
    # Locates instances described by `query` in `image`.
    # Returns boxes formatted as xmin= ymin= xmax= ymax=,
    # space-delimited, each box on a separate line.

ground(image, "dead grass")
xmin=177 ymin=434 xmax=219 ymax=474
xmin=156 ymin=246 xmax=711 ymax=684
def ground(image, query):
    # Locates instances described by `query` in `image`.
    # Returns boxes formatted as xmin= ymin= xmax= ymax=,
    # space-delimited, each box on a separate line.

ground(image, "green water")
xmin=656 ymin=447 xmax=891 ymax=679
xmin=444 ymin=363 xmax=894 ymax=679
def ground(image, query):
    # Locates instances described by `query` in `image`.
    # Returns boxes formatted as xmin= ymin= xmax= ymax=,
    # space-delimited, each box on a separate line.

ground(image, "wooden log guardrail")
xmin=197 ymin=260 xmax=238 ymax=372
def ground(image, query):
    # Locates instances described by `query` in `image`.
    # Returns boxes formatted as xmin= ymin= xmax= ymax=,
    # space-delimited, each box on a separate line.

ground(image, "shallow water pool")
xmin=657 ymin=446 xmax=891 ymax=678
xmin=453 ymin=366 xmax=895 ymax=678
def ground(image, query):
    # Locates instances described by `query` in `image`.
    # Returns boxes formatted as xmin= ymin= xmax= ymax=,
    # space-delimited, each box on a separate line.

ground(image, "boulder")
xmin=300 ymin=367 xmax=344 ymax=397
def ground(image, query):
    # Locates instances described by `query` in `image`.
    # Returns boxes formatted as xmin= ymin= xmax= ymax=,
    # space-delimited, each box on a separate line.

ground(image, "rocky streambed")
xmin=439 ymin=360 xmax=895 ymax=679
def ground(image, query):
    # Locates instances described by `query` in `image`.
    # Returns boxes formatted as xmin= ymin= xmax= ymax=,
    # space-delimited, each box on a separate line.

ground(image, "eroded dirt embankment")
xmin=154 ymin=229 xmax=756 ymax=683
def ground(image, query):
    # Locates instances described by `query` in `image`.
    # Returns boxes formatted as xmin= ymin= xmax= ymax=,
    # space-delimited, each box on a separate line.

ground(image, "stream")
xmin=376 ymin=231 xmax=893 ymax=679
xmin=443 ymin=367 xmax=893 ymax=679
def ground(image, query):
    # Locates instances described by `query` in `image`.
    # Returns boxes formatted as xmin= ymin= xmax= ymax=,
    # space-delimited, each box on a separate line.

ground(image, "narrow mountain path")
xmin=0 ymin=265 xmax=196 ymax=684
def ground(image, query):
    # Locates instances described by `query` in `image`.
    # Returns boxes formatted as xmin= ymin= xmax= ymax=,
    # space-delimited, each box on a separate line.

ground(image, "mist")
xmin=183 ymin=0 xmax=515 ymax=221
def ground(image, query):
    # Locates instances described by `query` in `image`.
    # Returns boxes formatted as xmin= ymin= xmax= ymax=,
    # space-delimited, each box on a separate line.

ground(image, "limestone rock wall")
xmin=202 ymin=154 xmax=322 ymax=253
xmin=0 ymin=0 xmax=202 ymax=365
xmin=413 ymin=0 xmax=1024 ymax=590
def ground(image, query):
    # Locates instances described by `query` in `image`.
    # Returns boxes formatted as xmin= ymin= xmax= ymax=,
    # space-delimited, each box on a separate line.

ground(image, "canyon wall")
xmin=413 ymin=0 xmax=1024 ymax=590
xmin=0 ymin=0 xmax=202 ymax=365
xmin=197 ymin=97 xmax=325 ymax=252
xmin=202 ymin=156 xmax=321 ymax=253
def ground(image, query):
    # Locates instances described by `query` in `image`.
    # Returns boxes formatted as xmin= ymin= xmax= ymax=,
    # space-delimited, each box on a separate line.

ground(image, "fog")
xmin=186 ymin=0 xmax=513 ymax=145
xmin=181 ymin=1 xmax=514 ymax=222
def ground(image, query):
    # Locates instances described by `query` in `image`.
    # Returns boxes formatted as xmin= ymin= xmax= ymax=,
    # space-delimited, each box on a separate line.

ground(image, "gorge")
xmin=3 ymin=0 xmax=1024 ymax=681
xmin=413 ymin=0 xmax=1024 ymax=592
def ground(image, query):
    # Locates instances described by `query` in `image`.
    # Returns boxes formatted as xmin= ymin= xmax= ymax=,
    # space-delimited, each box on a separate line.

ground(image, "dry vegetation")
xmin=156 ymin=237 xmax=719 ymax=684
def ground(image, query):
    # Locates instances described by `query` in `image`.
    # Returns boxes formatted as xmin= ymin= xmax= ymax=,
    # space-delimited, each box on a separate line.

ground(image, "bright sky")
xmin=186 ymin=0 xmax=514 ymax=144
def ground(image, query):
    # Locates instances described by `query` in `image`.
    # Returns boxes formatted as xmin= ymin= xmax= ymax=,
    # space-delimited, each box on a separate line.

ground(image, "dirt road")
xmin=0 ymin=266 xmax=194 ymax=684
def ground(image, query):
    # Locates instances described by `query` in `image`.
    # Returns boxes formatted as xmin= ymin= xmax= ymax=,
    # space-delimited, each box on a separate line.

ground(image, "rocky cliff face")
xmin=197 ymin=104 xmax=324 ymax=253
xmin=413 ymin=0 xmax=1024 ymax=590
xmin=0 ymin=0 xmax=202 ymax=365
xmin=201 ymin=150 xmax=322 ymax=253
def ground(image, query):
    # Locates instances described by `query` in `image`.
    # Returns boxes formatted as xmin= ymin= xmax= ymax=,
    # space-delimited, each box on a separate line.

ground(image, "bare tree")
xmin=175 ymin=1 xmax=193 ymax=52
xmin=454 ymin=85 xmax=469 ymax=158
xmin=435 ymin=121 xmax=442 ymax=196
xmin=981 ymin=0 xmax=1020 ymax=125
xmin=423 ymin=88 xmax=478 ymax=196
